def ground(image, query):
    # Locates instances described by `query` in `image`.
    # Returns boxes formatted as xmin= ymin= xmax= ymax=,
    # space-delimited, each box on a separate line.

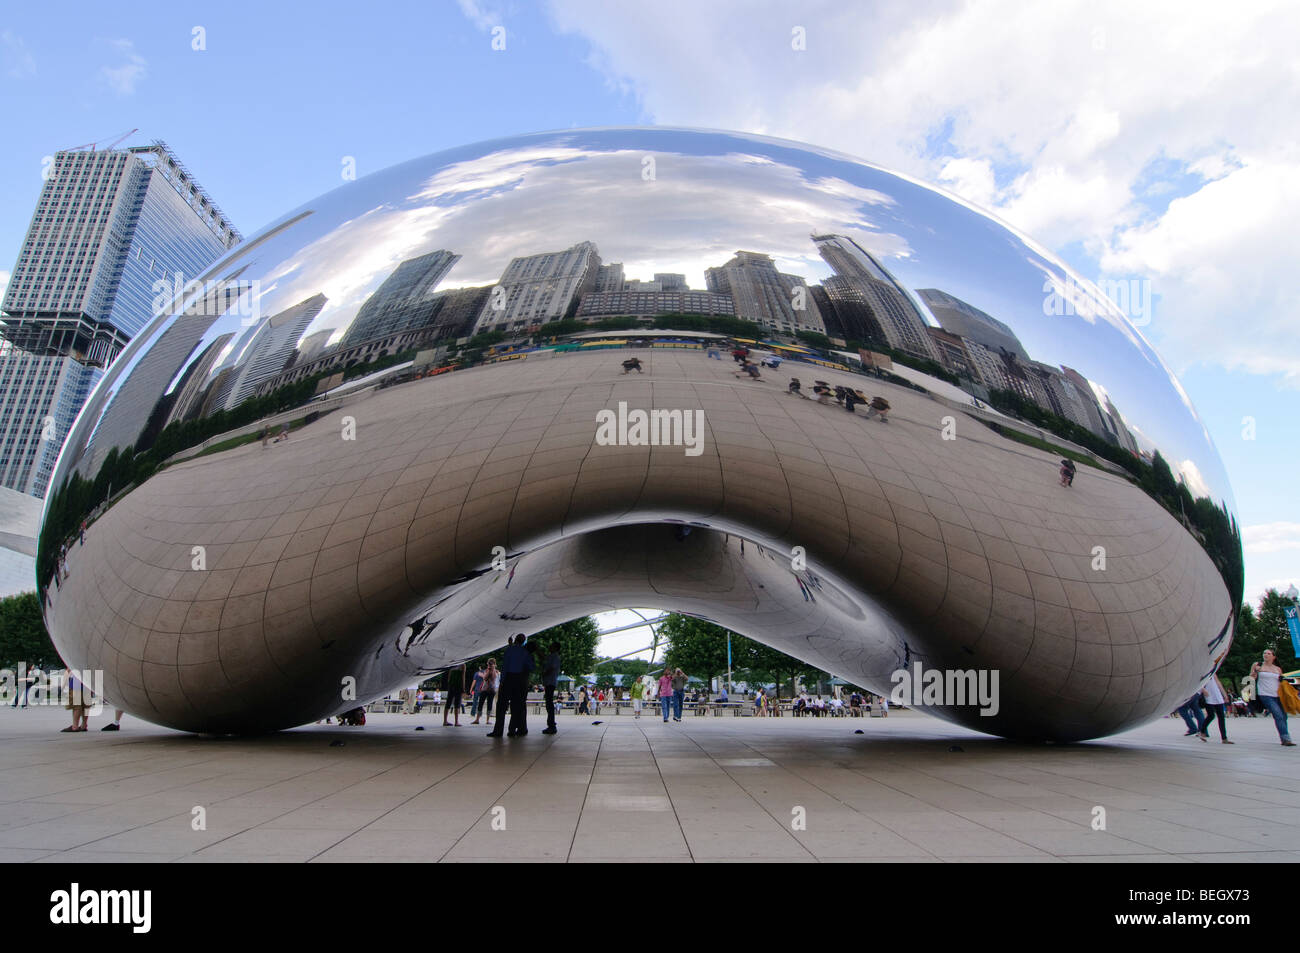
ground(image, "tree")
xmin=1255 ymin=589 xmax=1299 ymax=673
xmin=1220 ymin=602 xmax=1262 ymax=693
xmin=744 ymin=643 xmax=826 ymax=700
xmin=0 ymin=592 xmax=59 ymax=669
xmin=661 ymin=614 xmax=747 ymax=683
xmin=531 ymin=617 xmax=601 ymax=680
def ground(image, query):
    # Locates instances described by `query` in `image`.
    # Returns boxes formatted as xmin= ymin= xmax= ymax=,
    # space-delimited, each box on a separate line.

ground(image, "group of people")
xmin=787 ymin=377 xmax=891 ymax=420
xmin=1174 ymin=649 xmax=1296 ymax=746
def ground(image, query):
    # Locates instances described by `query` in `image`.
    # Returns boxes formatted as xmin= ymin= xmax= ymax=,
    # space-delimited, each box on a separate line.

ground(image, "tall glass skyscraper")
xmin=0 ymin=142 xmax=239 ymax=498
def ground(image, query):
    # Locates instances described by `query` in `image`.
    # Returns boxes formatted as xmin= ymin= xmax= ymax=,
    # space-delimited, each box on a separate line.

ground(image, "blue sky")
xmin=1 ymin=0 xmax=1296 ymax=621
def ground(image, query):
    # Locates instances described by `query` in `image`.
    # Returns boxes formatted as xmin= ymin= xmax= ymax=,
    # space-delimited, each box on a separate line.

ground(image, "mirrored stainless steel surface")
xmin=38 ymin=128 xmax=1241 ymax=740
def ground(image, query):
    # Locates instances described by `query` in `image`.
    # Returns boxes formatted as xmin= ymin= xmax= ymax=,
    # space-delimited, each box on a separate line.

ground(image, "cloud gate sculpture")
xmin=38 ymin=128 xmax=1241 ymax=741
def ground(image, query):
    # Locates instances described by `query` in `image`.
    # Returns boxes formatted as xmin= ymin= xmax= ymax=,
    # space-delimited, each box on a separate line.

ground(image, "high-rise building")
xmin=473 ymin=241 xmax=600 ymax=334
xmin=78 ymin=280 xmax=252 ymax=475
xmin=0 ymin=142 xmax=239 ymax=497
xmin=812 ymin=235 xmax=937 ymax=360
xmin=338 ymin=250 xmax=460 ymax=348
xmin=653 ymin=273 xmax=688 ymax=291
xmin=222 ymin=294 xmax=326 ymax=409
xmin=594 ymin=263 xmax=624 ymax=293
xmin=917 ymin=288 xmax=1029 ymax=361
xmin=576 ymin=289 xmax=735 ymax=319
xmin=293 ymin=329 xmax=336 ymax=368
xmin=165 ymin=332 xmax=234 ymax=427
xmin=705 ymin=251 xmax=824 ymax=335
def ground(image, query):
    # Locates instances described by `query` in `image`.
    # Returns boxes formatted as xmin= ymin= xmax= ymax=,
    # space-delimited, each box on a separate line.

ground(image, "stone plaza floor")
xmin=2 ymin=705 xmax=1298 ymax=863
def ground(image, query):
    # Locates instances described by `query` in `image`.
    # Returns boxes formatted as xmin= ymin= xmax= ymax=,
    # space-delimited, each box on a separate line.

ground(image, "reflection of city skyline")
xmin=211 ymin=231 xmax=1141 ymax=462
xmin=55 ymin=130 xmax=1228 ymax=519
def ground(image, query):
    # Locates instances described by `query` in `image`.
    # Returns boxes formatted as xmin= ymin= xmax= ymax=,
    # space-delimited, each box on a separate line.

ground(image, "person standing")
xmin=1251 ymin=649 xmax=1296 ymax=746
xmin=542 ymin=641 xmax=561 ymax=735
xmin=658 ymin=669 xmax=674 ymax=722
xmin=61 ymin=670 xmax=89 ymax=732
xmin=490 ymin=634 xmax=533 ymax=738
xmin=671 ymin=668 xmax=688 ymax=722
xmin=443 ymin=664 xmax=465 ymax=727
xmin=474 ymin=659 xmax=498 ymax=726
xmin=631 ymin=677 xmax=644 ymax=718
xmin=469 ymin=663 xmax=486 ymax=721
xmin=487 ymin=638 xmax=523 ymax=738
xmin=1197 ymin=673 xmax=1233 ymax=744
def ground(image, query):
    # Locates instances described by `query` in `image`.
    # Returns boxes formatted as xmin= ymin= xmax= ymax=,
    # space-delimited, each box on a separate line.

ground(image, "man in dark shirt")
xmin=488 ymin=634 xmax=535 ymax=738
xmin=542 ymin=642 xmax=562 ymax=734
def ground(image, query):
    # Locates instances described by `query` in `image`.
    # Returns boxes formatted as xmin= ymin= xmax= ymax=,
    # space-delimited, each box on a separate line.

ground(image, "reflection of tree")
xmin=535 ymin=313 xmax=768 ymax=340
xmin=984 ymin=388 xmax=1243 ymax=608
xmin=37 ymin=372 xmax=322 ymax=593
xmin=0 ymin=592 xmax=58 ymax=668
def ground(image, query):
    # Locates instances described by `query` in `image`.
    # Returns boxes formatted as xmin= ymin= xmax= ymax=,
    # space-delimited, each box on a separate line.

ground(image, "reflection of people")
xmin=1059 ymin=459 xmax=1076 ymax=487
xmin=863 ymin=396 xmax=890 ymax=421
xmin=1251 ymin=649 xmax=1295 ymax=746
xmin=622 ymin=357 xmax=642 ymax=373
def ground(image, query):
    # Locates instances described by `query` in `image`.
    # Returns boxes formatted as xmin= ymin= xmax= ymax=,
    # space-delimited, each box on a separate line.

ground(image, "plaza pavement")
xmin=2 ymin=704 xmax=1298 ymax=863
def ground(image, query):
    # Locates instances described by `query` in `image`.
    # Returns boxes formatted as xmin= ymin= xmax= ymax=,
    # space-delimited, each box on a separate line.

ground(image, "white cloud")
xmin=1244 ymin=523 xmax=1300 ymax=555
xmin=546 ymin=0 xmax=1300 ymax=384
xmin=100 ymin=39 xmax=146 ymax=95
xmin=457 ymin=0 xmax=506 ymax=31
xmin=1 ymin=31 xmax=36 ymax=79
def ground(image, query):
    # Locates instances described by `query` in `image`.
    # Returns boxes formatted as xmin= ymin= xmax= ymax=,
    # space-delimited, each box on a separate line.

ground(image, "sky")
xmin=1 ymin=0 xmax=1295 ymax=644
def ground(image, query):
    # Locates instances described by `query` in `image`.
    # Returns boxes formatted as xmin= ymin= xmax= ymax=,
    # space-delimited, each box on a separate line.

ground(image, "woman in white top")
xmin=1197 ymin=674 xmax=1233 ymax=743
xmin=1250 ymin=649 xmax=1295 ymax=746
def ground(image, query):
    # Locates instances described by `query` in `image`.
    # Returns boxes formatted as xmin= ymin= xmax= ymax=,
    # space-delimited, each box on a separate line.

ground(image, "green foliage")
xmin=531 ymin=616 xmax=601 ymax=679
xmin=0 ymin=592 xmax=58 ymax=669
xmin=794 ymin=330 xmax=832 ymax=349
xmin=594 ymin=657 xmax=652 ymax=678
xmin=661 ymin=614 xmax=738 ymax=682
xmin=658 ymin=613 xmax=824 ymax=698
xmin=1221 ymin=590 xmax=1300 ymax=692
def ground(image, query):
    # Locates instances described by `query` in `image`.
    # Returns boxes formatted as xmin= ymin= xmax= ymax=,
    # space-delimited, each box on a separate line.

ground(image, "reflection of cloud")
xmin=100 ymin=38 xmax=146 ymax=95
xmin=1177 ymin=459 xmax=1210 ymax=499
xmin=410 ymin=145 xmax=908 ymax=291
xmin=265 ymin=143 xmax=911 ymax=336
xmin=1244 ymin=523 xmax=1300 ymax=555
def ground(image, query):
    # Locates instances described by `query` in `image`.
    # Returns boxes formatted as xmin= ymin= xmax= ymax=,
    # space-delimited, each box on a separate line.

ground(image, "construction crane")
xmin=65 ymin=128 xmax=139 ymax=152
